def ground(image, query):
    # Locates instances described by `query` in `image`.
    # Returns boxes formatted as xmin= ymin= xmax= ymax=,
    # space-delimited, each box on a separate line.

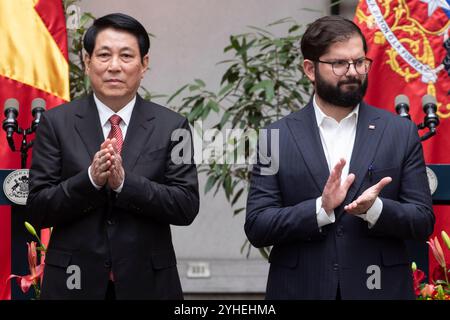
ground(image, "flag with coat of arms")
xmin=0 ymin=0 xmax=69 ymax=299
xmin=354 ymin=0 xmax=450 ymax=279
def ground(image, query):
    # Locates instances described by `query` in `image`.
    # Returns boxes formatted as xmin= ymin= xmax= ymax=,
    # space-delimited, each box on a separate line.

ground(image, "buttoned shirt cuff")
xmin=316 ymin=196 xmax=335 ymax=229
xmin=356 ymin=197 xmax=383 ymax=228
xmin=88 ymin=165 xmax=102 ymax=190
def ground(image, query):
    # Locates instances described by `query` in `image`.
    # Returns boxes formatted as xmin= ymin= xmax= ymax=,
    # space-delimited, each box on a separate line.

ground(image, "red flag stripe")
xmin=0 ymin=0 xmax=69 ymax=300
xmin=34 ymin=0 xmax=68 ymax=60
xmin=0 ymin=206 xmax=11 ymax=300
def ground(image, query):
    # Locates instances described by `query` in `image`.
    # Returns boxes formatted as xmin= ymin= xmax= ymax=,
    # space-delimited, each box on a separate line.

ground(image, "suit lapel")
xmin=74 ymin=95 xmax=104 ymax=160
xmin=286 ymin=102 xmax=329 ymax=193
xmin=121 ymin=95 xmax=156 ymax=171
xmin=74 ymin=94 xmax=156 ymax=171
xmin=339 ymin=102 xmax=387 ymax=215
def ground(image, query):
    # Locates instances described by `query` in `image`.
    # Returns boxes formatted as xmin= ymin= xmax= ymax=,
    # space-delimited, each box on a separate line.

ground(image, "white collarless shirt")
xmin=313 ymin=95 xmax=382 ymax=228
xmin=87 ymin=94 xmax=136 ymax=193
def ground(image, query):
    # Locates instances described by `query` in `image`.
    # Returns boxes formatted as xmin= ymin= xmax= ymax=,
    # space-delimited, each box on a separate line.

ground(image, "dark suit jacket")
xmin=27 ymin=94 xmax=199 ymax=299
xmin=245 ymin=101 xmax=434 ymax=300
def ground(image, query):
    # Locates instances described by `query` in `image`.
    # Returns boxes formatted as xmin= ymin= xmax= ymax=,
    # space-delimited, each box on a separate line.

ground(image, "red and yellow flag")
xmin=0 ymin=0 xmax=69 ymax=300
xmin=354 ymin=0 xmax=450 ymax=274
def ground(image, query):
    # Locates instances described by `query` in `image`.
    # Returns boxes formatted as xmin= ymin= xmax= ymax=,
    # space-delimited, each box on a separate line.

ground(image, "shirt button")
xmin=333 ymin=263 xmax=339 ymax=271
xmin=83 ymin=206 xmax=93 ymax=213
xmin=336 ymin=225 xmax=344 ymax=237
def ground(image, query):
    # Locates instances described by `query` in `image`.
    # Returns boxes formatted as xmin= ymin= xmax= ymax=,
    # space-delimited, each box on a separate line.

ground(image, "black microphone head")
xmin=3 ymin=98 xmax=19 ymax=138
xmin=395 ymin=94 xmax=409 ymax=108
xmin=395 ymin=94 xmax=410 ymax=119
xmin=422 ymin=94 xmax=437 ymax=112
xmin=31 ymin=98 xmax=46 ymax=132
xmin=4 ymin=98 xmax=19 ymax=115
xmin=31 ymin=98 xmax=46 ymax=112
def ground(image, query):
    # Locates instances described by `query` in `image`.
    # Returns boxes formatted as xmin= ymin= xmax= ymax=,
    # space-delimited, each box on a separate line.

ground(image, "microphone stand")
xmin=19 ymin=128 xmax=34 ymax=169
xmin=4 ymin=122 xmax=35 ymax=169
xmin=418 ymin=96 xmax=440 ymax=142
xmin=417 ymin=123 xmax=436 ymax=142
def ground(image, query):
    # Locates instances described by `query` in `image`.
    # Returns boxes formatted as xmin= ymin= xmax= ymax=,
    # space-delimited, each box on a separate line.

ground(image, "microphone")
xmin=3 ymin=98 xmax=19 ymax=139
xmin=422 ymin=94 xmax=439 ymax=130
xmin=395 ymin=94 xmax=411 ymax=119
xmin=31 ymin=98 xmax=46 ymax=132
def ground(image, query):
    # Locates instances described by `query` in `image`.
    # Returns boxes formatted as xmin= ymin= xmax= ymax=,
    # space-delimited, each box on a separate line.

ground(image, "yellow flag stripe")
xmin=0 ymin=0 xmax=69 ymax=101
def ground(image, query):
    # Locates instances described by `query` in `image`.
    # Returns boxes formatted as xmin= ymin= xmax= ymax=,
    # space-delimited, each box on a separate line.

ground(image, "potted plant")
xmin=168 ymin=18 xmax=312 ymax=258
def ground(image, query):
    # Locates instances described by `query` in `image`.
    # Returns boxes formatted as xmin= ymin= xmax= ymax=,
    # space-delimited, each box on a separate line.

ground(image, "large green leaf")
xmin=167 ymin=84 xmax=189 ymax=104
xmin=231 ymin=188 xmax=244 ymax=206
xmin=250 ymin=80 xmax=275 ymax=102
xmin=218 ymin=83 xmax=235 ymax=97
xmin=205 ymin=175 xmax=218 ymax=194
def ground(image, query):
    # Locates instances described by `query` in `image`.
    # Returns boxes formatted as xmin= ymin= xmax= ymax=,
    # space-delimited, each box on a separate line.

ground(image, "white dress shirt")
xmin=87 ymin=94 xmax=136 ymax=193
xmin=313 ymin=95 xmax=382 ymax=229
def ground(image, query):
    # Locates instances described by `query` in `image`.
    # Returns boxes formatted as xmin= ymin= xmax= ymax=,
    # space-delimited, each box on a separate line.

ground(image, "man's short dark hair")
xmin=83 ymin=13 xmax=150 ymax=61
xmin=301 ymin=15 xmax=367 ymax=61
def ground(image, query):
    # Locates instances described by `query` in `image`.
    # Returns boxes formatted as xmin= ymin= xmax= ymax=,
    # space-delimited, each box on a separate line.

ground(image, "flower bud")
xmin=442 ymin=231 xmax=450 ymax=250
xmin=411 ymin=262 xmax=417 ymax=272
xmin=24 ymin=221 xmax=37 ymax=238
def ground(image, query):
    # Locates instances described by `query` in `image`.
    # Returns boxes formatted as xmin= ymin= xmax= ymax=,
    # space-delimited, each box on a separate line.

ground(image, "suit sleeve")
xmin=369 ymin=121 xmax=435 ymax=241
xmin=114 ymin=119 xmax=199 ymax=226
xmin=27 ymin=113 xmax=108 ymax=229
xmin=244 ymin=130 xmax=323 ymax=248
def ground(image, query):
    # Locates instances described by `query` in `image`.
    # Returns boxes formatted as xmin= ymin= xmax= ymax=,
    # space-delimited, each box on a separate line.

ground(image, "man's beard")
xmin=314 ymin=70 xmax=368 ymax=108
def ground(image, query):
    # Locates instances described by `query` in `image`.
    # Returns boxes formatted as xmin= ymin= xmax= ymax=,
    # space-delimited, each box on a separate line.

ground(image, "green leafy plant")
xmin=168 ymin=18 xmax=312 ymax=258
xmin=64 ymin=0 xmax=94 ymax=99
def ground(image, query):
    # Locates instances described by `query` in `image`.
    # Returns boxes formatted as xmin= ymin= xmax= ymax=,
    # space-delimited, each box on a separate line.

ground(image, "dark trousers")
xmin=105 ymin=281 xmax=116 ymax=300
xmin=336 ymin=284 xmax=341 ymax=300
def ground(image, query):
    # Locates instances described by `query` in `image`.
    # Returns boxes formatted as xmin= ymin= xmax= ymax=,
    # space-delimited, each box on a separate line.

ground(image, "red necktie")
xmin=107 ymin=117 xmax=121 ymax=283
xmin=107 ymin=115 xmax=123 ymax=154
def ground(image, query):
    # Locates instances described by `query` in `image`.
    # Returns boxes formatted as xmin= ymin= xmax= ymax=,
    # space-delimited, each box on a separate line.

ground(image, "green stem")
xmin=34 ymin=234 xmax=47 ymax=252
xmin=32 ymin=282 xmax=40 ymax=300
xmin=444 ymin=265 xmax=449 ymax=287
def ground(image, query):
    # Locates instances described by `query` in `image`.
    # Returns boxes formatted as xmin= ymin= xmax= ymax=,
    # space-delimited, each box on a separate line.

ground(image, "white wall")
xmin=79 ymin=0 xmax=331 ymax=96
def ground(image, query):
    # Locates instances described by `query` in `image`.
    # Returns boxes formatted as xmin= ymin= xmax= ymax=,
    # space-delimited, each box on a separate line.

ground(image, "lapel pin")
xmin=368 ymin=124 xmax=376 ymax=130
xmin=368 ymin=164 xmax=374 ymax=181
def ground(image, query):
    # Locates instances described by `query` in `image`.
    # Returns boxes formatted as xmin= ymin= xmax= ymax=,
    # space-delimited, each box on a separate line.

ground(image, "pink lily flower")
xmin=427 ymin=236 xmax=446 ymax=268
xmin=421 ymin=284 xmax=436 ymax=298
xmin=7 ymin=242 xmax=45 ymax=294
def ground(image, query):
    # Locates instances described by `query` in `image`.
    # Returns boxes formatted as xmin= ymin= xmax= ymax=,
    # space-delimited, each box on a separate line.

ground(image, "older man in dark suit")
xmin=27 ymin=13 xmax=199 ymax=299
